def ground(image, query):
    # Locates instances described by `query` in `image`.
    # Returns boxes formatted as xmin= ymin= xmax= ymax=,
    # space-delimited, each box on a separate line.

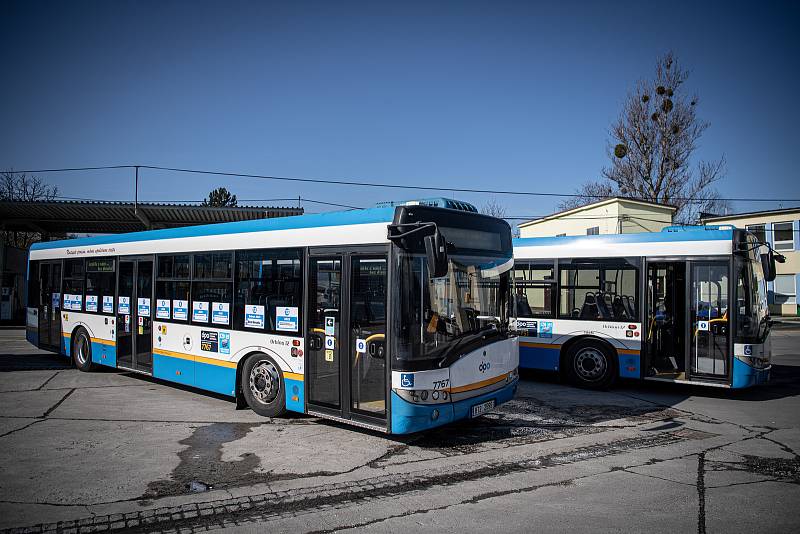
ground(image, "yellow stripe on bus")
xmin=519 ymin=341 xmax=561 ymax=350
xmin=284 ymin=372 xmax=304 ymax=382
xmin=152 ymin=348 xmax=237 ymax=369
xmin=449 ymin=372 xmax=510 ymax=394
xmin=90 ymin=337 xmax=115 ymax=347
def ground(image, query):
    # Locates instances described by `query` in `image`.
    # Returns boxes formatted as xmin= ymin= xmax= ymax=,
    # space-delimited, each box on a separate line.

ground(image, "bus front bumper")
xmin=732 ymin=357 xmax=771 ymax=389
xmin=390 ymin=378 xmax=518 ymax=434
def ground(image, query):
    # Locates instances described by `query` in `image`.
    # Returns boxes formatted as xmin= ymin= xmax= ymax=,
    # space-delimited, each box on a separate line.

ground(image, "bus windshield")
xmin=395 ymin=252 xmax=511 ymax=369
xmin=735 ymin=235 xmax=770 ymax=343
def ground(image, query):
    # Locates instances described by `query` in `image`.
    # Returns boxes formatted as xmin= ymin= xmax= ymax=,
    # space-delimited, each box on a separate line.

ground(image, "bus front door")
xmin=306 ymin=249 xmax=388 ymax=430
xmin=116 ymin=257 xmax=154 ymax=374
xmin=37 ymin=261 xmax=62 ymax=352
xmin=689 ymin=262 xmax=729 ymax=381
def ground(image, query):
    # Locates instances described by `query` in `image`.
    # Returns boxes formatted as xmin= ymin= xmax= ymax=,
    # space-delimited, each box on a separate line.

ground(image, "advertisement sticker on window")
xmin=173 ymin=300 xmax=188 ymax=321
xmin=156 ymin=299 xmax=171 ymax=320
xmin=102 ymin=296 xmax=114 ymax=314
xmin=86 ymin=295 xmax=98 ymax=312
xmin=193 ymin=301 xmax=209 ymax=323
xmin=212 ymin=302 xmax=230 ymax=325
xmin=137 ymin=298 xmax=151 ymax=317
xmin=245 ymin=305 xmax=265 ymax=329
xmin=276 ymin=306 xmax=299 ymax=332
xmin=118 ymin=296 xmax=130 ymax=315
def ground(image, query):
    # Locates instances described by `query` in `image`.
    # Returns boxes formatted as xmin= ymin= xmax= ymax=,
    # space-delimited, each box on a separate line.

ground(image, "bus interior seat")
xmin=580 ymin=293 xmax=599 ymax=319
xmin=515 ymin=293 xmax=534 ymax=318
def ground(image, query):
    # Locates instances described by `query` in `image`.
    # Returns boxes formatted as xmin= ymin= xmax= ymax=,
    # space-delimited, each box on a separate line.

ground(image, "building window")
xmin=746 ymin=224 xmax=766 ymax=244
xmin=774 ymin=275 xmax=797 ymax=305
xmin=586 ymin=226 xmax=599 ymax=235
xmin=773 ymin=222 xmax=794 ymax=251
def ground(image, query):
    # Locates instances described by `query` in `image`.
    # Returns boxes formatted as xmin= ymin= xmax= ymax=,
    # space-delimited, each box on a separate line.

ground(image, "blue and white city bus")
xmin=511 ymin=226 xmax=778 ymax=389
xmin=25 ymin=199 xmax=518 ymax=433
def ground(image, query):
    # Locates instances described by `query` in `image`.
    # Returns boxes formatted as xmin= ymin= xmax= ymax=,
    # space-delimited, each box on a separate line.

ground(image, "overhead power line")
xmin=4 ymin=164 xmax=800 ymax=204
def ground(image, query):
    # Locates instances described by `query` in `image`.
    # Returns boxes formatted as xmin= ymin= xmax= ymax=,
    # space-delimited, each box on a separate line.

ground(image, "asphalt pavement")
xmin=0 ymin=327 xmax=798 ymax=533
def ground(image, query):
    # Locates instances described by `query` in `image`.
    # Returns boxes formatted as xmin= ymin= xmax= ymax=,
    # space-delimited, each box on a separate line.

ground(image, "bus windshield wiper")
xmin=437 ymin=324 xmax=500 ymax=368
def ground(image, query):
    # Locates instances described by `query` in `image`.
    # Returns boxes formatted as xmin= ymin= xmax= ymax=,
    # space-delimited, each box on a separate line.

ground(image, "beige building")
xmin=518 ymin=197 xmax=677 ymax=238
xmin=702 ymin=207 xmax=800 ymax=316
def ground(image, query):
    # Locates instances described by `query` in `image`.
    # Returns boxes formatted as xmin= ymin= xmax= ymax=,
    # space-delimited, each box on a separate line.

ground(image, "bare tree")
xmin=562 ymin=52 xmax=729 ymax=223
xmin=481 ymin=197 xmax=507 ymax=219
xmin=1 ymin=170 xmax=59 ymax=248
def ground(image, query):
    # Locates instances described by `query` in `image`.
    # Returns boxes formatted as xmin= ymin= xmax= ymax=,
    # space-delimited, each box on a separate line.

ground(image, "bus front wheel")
xmin=241 ymin=353 xmax=287 ymax=418
xmin=73 ymin=328 xmax=95 ymax=372
xmin=564 ymin=339 xmax=616 ymax=390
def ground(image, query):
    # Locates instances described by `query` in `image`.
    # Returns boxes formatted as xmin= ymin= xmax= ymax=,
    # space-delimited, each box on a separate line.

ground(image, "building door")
xmin=116 ymin=257 xmax=154 ymax=373
xmin=37 ymin=261 xmax=62 ymax=351
xmin=305 ymin=248 xmax=388 ymax=429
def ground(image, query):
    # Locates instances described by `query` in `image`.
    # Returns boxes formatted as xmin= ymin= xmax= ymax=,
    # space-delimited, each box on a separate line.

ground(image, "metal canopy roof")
xmin=0 ymin=200 xmax=304 ymax=235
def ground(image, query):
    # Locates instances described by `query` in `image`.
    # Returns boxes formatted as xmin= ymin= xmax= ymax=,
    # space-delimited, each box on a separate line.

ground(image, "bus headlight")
xmin=395 ymin=388 xmax=451 ymax=404
xmin=507 ymin=367 xmax=519 ymax=382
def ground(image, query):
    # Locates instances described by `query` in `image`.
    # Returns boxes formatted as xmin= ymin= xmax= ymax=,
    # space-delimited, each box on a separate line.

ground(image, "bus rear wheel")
xmin=564 ymin=339 xmax=616 ymax=390
xmin=73 ymin=328 xmax=95 ymax=372
xmin=241 ymin=353 xmax=287 ymax=418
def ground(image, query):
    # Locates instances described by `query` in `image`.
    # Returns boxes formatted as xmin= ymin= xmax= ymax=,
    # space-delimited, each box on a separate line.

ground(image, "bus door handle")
xmin=309 ymin=334 xmax=323 ymax=351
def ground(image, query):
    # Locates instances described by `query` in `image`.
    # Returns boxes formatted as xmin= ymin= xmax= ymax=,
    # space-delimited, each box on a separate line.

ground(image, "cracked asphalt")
xmin=1 ymin=328 xmax=799 ymax=533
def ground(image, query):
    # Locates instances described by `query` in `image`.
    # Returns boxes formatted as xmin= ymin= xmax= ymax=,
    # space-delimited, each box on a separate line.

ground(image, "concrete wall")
xmin=518 ymin=199 xmax=675 ymax=238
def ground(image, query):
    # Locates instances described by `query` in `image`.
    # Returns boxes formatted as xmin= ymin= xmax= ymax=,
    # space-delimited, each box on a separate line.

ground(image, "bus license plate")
xmin=470 ymin=399 xmax=495 ymax=418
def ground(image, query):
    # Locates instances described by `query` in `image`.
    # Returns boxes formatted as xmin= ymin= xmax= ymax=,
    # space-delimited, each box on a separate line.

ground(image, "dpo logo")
xmin=400 ymin=373 xmax=414 ymax=388
xmin=479 ymin=361 xmax=491 ymax=373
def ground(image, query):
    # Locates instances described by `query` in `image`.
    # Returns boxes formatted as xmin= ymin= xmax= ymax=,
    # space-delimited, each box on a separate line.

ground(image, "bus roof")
xmin=513 ymin=227 xmax=736 ymax=259
xmin=31 ymin=206 xmax=396 ymax=251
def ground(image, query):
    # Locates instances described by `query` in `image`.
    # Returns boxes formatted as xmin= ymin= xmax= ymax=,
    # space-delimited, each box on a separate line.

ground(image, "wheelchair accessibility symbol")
xmin=400 ymin=373 xmax=414 ymax=388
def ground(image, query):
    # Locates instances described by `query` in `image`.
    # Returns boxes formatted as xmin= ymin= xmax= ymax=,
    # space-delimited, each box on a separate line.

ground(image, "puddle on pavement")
xmin=143 ymin=422 xmax=261 ymax=499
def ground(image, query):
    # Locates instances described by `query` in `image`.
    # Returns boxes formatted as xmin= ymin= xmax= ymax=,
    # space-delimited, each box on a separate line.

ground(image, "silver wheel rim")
xmin=574 ymin=347 xmax=607 ymax=382
xmin=249 ymin=360 xmax=280 ymax=405
xmin=75 ymin=335 xmax=88 ymax=366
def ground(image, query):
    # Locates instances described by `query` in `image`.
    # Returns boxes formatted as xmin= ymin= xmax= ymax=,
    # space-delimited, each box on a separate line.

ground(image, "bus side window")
xmin=234 ymin=249 xmax=302 ymax=334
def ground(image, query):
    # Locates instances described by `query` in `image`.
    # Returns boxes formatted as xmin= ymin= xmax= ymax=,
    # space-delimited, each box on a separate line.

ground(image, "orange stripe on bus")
xmin=449 ymin=372 xmax=510 ymax=394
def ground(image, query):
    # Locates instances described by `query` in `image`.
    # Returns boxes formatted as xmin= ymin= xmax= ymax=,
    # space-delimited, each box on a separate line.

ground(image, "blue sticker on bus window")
xmin=137 ymin=298 xmax=150 ymax=317
xmin=156 ymin=299 xmax=171 ymax=320
xmin=193 ymin=301 xmax=209 ymax=323
xmin=102 ymin=296 xmax=113 ymax=314
xmin=173 ymin=300 xmax=188 ymax=321
xmin=212 ymin=302 xmax=230 ymax=326
xmin=276 ymin=306 xmax=299 ymax=332
xmin=219 ymin=332 xmax=230 ymax=355
xmin=118 ymin=296 xmax=130 ymax=315
xmin=86 ymin=295 xmax=98 ymax=312
xmin=52 ymin=293 xmax=60 ymax=309
xmin=539 ymin=321 xmax=553 ymax=338
xmin=245 ymin=305 xmax=265 ymax=329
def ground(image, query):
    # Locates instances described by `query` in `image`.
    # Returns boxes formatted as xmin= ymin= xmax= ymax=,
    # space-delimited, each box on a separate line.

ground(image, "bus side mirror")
xmin=424 ymin=229 xmax=449 ymax=278
xmin=760 ymin=251 xmax=777 ymax=282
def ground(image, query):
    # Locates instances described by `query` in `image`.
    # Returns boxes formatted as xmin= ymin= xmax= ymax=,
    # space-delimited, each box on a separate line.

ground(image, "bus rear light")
xmin=628 ymin=324 xmax=637 ymax=330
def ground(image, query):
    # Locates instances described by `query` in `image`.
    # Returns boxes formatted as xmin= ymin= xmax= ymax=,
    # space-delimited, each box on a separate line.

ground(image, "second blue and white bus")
xmin=511 ymin=226 xmax=775 ymax=389
xmin=25 ymin=198 xmax=518 ymax=434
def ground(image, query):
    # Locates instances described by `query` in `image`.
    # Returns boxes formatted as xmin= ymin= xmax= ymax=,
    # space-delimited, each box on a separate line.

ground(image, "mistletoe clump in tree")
xmin=563 ymin=52 xmax=728 ymax=223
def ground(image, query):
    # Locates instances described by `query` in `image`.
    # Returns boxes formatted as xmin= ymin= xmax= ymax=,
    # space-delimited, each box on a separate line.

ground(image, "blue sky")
xmin=1 ymin=0 xmax=798 ymax=219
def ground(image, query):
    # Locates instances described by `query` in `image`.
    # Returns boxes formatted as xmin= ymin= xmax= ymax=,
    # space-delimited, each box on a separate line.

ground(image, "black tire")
xmin=241 ymin=353 xmax=287 ymax=417
xmin=564 ymin=339 xmax=616 ymax=389
xmin=72 ymin=328 xmax=95 ymax=372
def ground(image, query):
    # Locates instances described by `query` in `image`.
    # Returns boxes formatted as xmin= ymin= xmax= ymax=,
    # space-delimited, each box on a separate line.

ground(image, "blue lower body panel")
xmin=618 ymin=353 xmax=641 ymax=379
xmin=62 ymin=335 xmax=70 ymax=357
xmin=732 ymin=358 xmax=771 ymax=389
xmin=195 ymin=359 xmax=236 ymax=396
xmin=519 ymin=344 xmax=560 ymax=371
xmin=153 ymin=353 xmax=195 ymax=387
xmin=285 ymin=378 xmax=304 ymax=413
xmin=390 ymin=379 xmax=518 ymax=434
xmin=91 ymin=342 xmax=117 ymax=367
